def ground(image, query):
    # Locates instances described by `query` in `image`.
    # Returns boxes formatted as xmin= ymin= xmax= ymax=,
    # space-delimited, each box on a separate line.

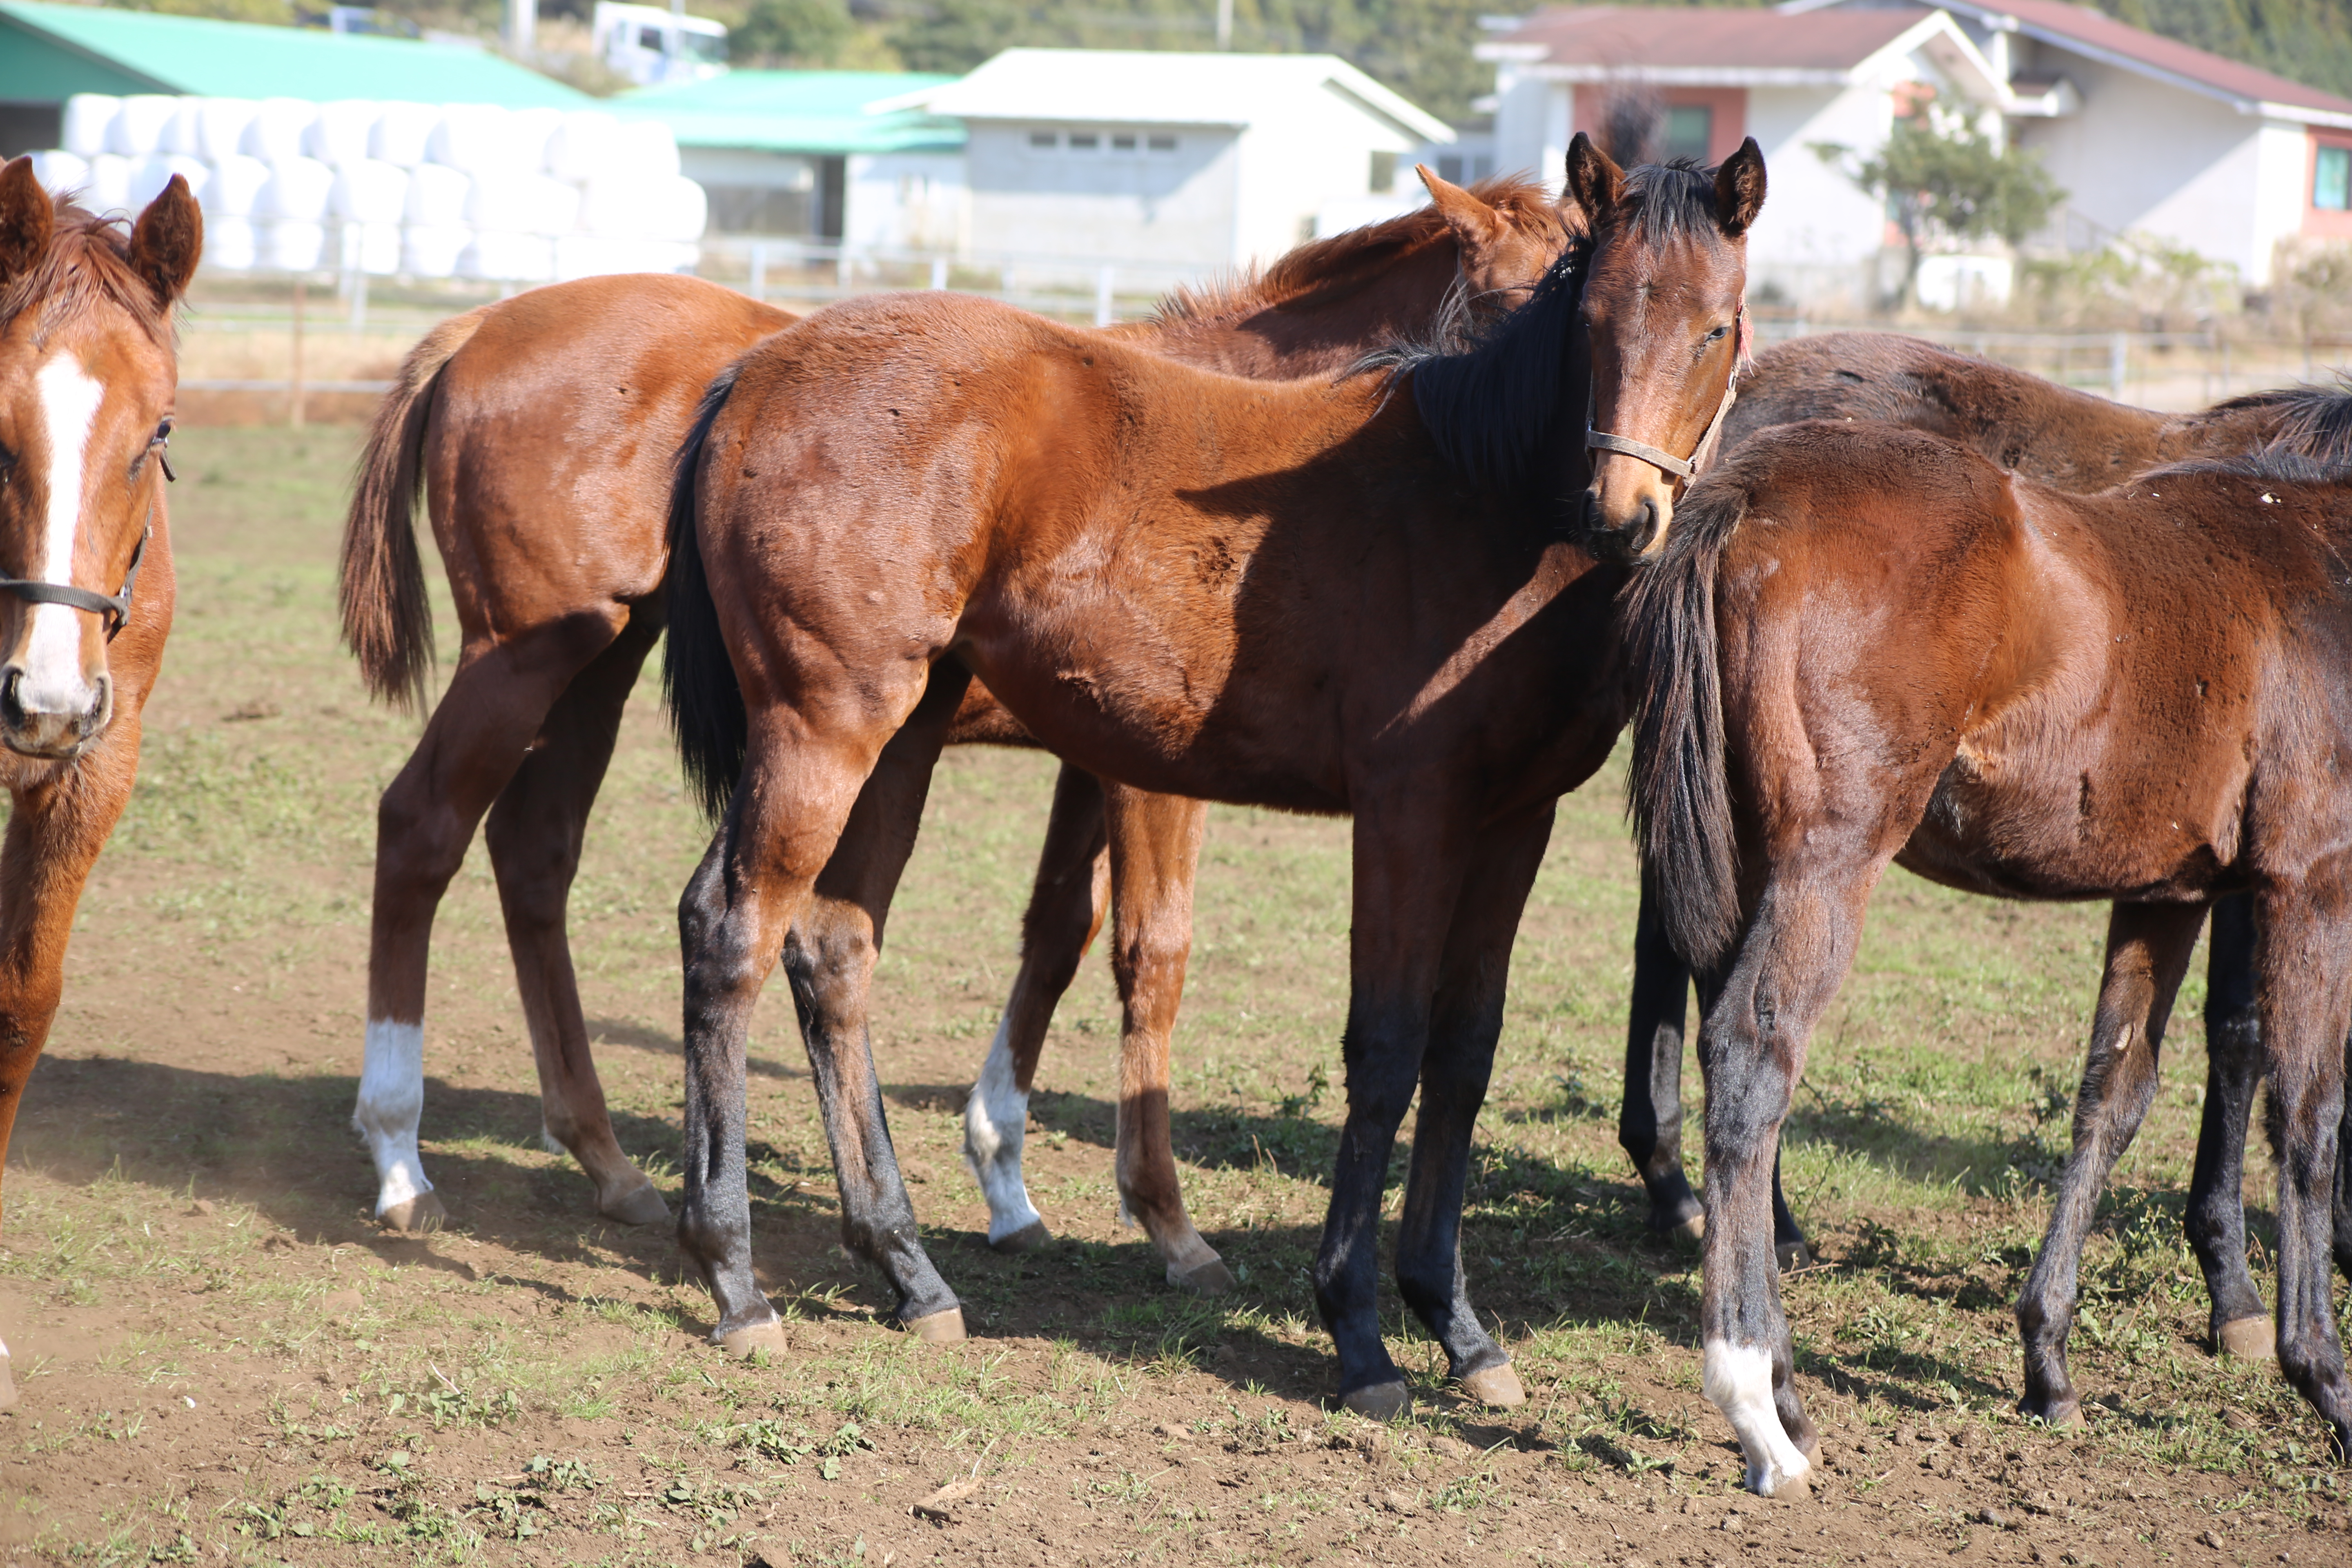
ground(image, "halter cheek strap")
xmin=0 ymin=435 xmax=170 ymax=642
xmin=1585 ymin=301 xmax=1747 ymax=484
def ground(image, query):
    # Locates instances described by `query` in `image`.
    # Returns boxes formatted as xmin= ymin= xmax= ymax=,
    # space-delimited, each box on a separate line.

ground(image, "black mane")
xmin=2211 ymin=379 xmax=2352 ymax=466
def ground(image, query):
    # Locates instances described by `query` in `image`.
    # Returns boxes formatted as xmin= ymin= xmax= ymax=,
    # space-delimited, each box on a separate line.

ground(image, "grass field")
xmin=0 ymin=425 xmax=2345 ymax=1565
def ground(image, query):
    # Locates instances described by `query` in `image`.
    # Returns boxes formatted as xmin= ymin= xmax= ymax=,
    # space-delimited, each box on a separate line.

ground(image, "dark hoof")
xmin=2215 ymin=1316 xmax=2275 ymax=1361
xmin=378 ymin=1191 xmax=447 ymax=1235
xmin=1776 ymin=1239 xmax=1815 ymax=1273
xmin=900 ymin=1307 xmax=966 ymax=1344
xmin=1170 ymin=1258 xmax=1235 ymax=1297
xmin=600 ymin=1182 xmax=671 ymax=1227
xmin=717 ymin=1319 xmax=787 ymax=1360
xmin=1341 ymin=1380 xmax=1410 ymax=1421
xmin=2017 ymin=1392 xmax=2080 ymax=1428
xmin=990 ymin=1220 xmax=1052 ymax=1255
xmin=1457 ymin=1363 xmax=1526 ymax=1409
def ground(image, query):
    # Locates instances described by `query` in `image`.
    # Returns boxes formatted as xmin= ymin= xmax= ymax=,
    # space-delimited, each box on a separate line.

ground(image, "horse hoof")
xmin=900 ymin=1307 xmax=966 ymax=1345
xmin=2018 ymin=1394 xmax=2080 ymax=1428
xmin=1170 ymin=1258 xmax=1235 ymax=1297
xmin=990 ymin=1221 xmax=1051 ymax=1255
xmin=1776 ymin=1240 xmax=1815 ymax=1274
xmin=2216 ymin=1316 xmax=2275 ymax=1361
xmin=378 ymin=1191 xmax=447 ymax=1235
xmin=1457 ymin=1364 xmax=1526 ymax=1409
xmin=1341 ymin=1381 xmax=1411 ymax=1421
xmin=601 ymin=1183 xmax=671 ymax=1227
xmin=0 ymin=1352 xmax=15 ymax=1412
xmin=718 ymin=1319 xmax=787 ymax=1360
xmin=1762 ymin=1467 xmax=1812 ymax=1501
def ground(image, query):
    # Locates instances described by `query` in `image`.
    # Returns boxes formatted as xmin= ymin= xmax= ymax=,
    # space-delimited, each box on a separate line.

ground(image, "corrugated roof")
xmin=0 ymin=0 xmax=591 ymax=106
xmin=1497 ymin=6 xmax=1934 ymax=74
xmin=876 ymin=49 xmax=1454 ymax=145
xmin=615 ymin=70 xmax=963 ymax=154
xmin=1926 ymin=0 xmax=2352 ymax=117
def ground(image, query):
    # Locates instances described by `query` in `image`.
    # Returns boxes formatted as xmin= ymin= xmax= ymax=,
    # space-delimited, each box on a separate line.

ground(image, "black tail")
xmin=1621 ymin=479 xmax=1747 ymax=969
xmin=662 ymin=362 xmax=750 ymax=822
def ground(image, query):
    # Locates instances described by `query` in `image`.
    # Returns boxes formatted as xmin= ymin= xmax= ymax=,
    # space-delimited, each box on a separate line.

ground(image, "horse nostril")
xmin=0 ymin=668 xmax=23 ymax=732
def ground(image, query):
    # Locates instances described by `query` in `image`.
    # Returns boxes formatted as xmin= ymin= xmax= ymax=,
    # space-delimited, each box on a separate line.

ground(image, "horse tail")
xmin=339 ymin=308 xmax=486 ymax=710
xmin=662 ymin=361 xmax=750 ymax=822
xmin=1622 ymin=478 xmax=1748 ymax=970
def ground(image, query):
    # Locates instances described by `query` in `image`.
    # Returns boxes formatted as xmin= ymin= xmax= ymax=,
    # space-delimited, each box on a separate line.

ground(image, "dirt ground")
xmin=1 ymin=426 xmax=2346 ymax=1566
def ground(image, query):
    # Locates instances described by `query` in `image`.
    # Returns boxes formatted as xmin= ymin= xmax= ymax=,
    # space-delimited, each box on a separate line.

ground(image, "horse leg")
xmin=359 ymin=626 xmax=615 ymax=1230
xmin=0 ymin=716 xmax=142 ymax=1408
xmin=2014 ymin=900 xmax=2204 ymax=1424
xmin=482 ymin=614 xmax=667 ymax=1226
xmin=1313 ymin=801 xmax=1475 ymax=1419
xmin=776 ymin=664 xmax=975 ymax=1341
xmin=1697 ymin=861 xmax=1883 ymax=1499
xmin=1102 ymin=785 xmax=1225 ymax=1293
xmin=2190 ymin=893 xmax=2274 ymax=1357
xmin=1621 ymin=878 xmax=1702 ymax=1239
xmin=2249 ymin=887 xmax=2352 ymax=1457
xmin=962 ymin=762 xmax=1109 ymax=1252
xmin=1395 ymin=802 xmax=1557 ymax=1410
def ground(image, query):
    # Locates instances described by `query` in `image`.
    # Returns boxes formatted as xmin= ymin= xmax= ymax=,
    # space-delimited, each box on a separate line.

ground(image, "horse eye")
xmin=1704 ymin=325 xmax=1730 ymax=343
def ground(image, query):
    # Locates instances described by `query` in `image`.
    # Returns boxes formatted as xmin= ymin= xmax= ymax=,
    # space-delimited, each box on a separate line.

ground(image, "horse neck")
xmin=1141 ymin=239 xmax=1463 ymax=380
xmin=2157 ymin=400 xmax=2292 ymax=464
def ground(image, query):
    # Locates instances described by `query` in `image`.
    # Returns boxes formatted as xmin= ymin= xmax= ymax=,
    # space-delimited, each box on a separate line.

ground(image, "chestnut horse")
xmin=336 ymin=174 xmax=1572 ymax=1262
xmin=0 ymin=159 xmax=200 ymax=1407
xmin=1621 ymin=333 xmax=2352 ymax=1355
xmin=660 ymin=139 xmax=1764 ymax=1411
xmin=1626 ymin=424 xmax=2352 ymax=1494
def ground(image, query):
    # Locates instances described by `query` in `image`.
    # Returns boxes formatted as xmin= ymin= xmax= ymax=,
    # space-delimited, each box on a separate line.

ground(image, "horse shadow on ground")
xmin=585 ymin=1016 xmax=802 ymax=1080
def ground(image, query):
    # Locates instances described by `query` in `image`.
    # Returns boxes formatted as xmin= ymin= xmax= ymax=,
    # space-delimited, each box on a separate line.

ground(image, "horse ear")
xmin=1713 ymin=138 xmax=1767 ymax=238
xmin=0 ymin=156 xmax=54 ymax=284
xmin=128 ymin=173 xmax=203 ymax=307
xmin=1566 ymin=132 xmax=1624 ymax=220
xmin=1419 ymin=164 xmax=1506 ymax=249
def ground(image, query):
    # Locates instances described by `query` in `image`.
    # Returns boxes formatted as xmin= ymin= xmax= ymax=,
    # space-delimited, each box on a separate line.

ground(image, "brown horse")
xmin=336 ymin=175 xmax=1573 ymax=1265
xmin=1626 ymin=423 xmax=2352 ymax=1494
xmin=1622 ymin=333 xmax=2352 ymax=1355
xmin=0 ymin=158 xmax=201 ymax=1408
xmin=659 ymin=138 xmax=1763 ymax=1410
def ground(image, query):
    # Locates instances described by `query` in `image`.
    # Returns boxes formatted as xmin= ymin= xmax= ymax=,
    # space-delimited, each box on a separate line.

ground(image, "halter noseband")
xmin=1584 ymin=302 xmax=1747 ymax=484
xmin=0 ymin=436 xmax=169 ymax=643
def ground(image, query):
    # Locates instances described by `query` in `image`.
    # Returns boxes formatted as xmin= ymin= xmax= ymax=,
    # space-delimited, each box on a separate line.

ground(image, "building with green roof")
xmin=0 ymin=0 xmax=588 ymax=154
xmin=613 ymin=69 xmax=963 ymax=245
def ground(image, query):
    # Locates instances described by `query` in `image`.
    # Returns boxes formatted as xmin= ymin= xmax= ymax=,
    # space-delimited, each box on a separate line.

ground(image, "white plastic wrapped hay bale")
xmin=62 ymin=96 xmax=119 ymax=160
xmin=256 ymin=158 xmax=335 ymax=223
xmin=106 ymin=95 xmax=180 ymax=157
xmin=403 ymin=163 xmax=470 ymax=228
xmin=331 ymin=160 xmax=409 ymax=226
xmin=129 ymin=154 xmax=210 ymax=209
xmin=428 ymin=105 xmax=536 ymax=177
xmin=578 ymin=173 xmax=706 ymax=241
xmin=543 ymin=110 xmax=620 ymax=181
xmin=553 ymin=234 xmax=694 ymax=280
xmin=462 ymin=170 xmax=580 ymax=238
xmin=170 ymin=98 xmax=259 ymax=161
xmin=401 ymin=225 xmax=471 ymax=276
xmin=29 ymin=151 xmax=89 ymax=199
xmin=205 ymin=216 xmax=258 ymax=271
xmin=240 ymin=99 xmax=318 ymax=165
xmin=459 ymin=231 xmax=552 ymax=282
xmin=267 ymin=220 xmax=329 ymax=271
xmin=341 ymin=221 xmax=401 ymax=275
xmin=508 ymin=107 xmax=564 ymax=173
xmin=205 ymin=154 xmax=272 ymax=218
xmin=615 ymin=120 xmax=681 ymax=180
xmin=81 ymin=154 xmax=133 ymax=215
xmin=372 ymin=101 xmax=439 ymax=168
xmin=306 ymin=101 xmax=382 ymax=169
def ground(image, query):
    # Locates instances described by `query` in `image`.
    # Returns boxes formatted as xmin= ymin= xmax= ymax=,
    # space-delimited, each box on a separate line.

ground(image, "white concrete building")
xmin=874 ymin=49 xmax=1453 ymax=267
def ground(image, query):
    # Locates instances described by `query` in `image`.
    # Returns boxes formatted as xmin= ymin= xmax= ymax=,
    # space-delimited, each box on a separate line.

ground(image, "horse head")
xmin=1570 ymin=132 xmax=1764 ymax=563
xmin=1418 ymin=165 xmax=1582 ymax=330
xmin=0 ymin=156 xmax=197 ymax=759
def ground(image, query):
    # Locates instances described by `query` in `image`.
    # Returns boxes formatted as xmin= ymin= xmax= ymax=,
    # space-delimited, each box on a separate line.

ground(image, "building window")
xmin=2318 ymin=144 xmax=2350 ymax=210
xmin=1029 ymin=131 xmax=1057 ymax=149
xmin=1664 ymin=105 xmax=1712 ymax=163
xmin=1369 ymin=150 xmax=1398 ymax=194
xmin=1111 ymin=134 xmax=1137 ymax=151
xmin=1148 ymin=134 xmax=1176 ymax=152
xmin=1070 ymin=132 xmax=1100 ymax=150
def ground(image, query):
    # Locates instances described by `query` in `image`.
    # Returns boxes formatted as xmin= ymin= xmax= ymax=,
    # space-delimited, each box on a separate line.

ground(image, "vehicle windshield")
xmin=680 ymin=30 xmax=727 ymax=62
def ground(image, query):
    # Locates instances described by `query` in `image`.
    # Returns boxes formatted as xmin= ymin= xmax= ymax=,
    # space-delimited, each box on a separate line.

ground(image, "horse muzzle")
xmin=1580 ymin=484 xmax=1671 ymax=564
xmin=0 ymin=662 xmax=113 ymax=758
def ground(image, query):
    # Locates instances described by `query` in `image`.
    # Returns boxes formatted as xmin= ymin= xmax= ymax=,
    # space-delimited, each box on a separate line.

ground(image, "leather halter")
xmin=0 ymin=438 xmax=169 ymax=643
xmin=1584 ymin=303 xmax=1746 ymax=484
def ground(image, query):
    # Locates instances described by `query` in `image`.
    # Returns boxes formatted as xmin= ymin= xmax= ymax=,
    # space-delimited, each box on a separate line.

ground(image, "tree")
xmin=733 ymin=0 xmax=855 ymax=65
xmin=1815 ymin=100 xmax=2066 ymax=309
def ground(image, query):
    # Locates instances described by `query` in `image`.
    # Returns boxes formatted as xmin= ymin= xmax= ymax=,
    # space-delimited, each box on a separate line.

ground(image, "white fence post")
xmin=2109 ymin=332 xmax=2127 ymax=400
xmin=930 ymin=256 xmax=948 ymax=290
xmin=1095 ymin=265 xmax=1115 ymax=327
xmin=749 ymin=242 xmax=766 ymax=302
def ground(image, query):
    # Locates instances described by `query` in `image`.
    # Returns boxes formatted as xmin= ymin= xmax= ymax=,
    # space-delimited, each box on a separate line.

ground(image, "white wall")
xmin=962 ymin=121 xmax=1239 ymax=263
xmin=1229 ymin=85 xmax=1423 ymax=263
xmin=1490 ymin=67 xmax=1568 ymax=188
xmin=844 ymin=150 xmax=969 ymax=254
xmin=1742 ymin=84 xmax=1888 ymax=271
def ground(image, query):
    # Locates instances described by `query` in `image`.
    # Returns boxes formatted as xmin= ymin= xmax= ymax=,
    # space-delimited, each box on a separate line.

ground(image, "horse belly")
xmin=1904 ymin=753 xmax=2236 ymax=903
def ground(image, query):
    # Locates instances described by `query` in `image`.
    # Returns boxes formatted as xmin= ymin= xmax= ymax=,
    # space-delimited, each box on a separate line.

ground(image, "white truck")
xmin=593 ymin=2 xmax=728 ymax=86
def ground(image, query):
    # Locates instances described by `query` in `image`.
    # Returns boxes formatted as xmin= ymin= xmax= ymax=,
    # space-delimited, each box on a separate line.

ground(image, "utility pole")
xmin=505 ymin=0 xmax=534 ymax=54
xmin=1216 ymin=0 xmax=1232 ymax=49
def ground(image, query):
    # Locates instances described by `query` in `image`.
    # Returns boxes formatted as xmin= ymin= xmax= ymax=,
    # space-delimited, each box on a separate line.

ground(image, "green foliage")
xmin=1816 ymin=104 xmax=2065 ymax=304
xmin=732 ymin=0 xmax=855 ymax=65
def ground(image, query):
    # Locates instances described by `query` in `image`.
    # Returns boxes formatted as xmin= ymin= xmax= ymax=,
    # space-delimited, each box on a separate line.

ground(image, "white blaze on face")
xmin=1703 ymin=1338 xmax=1813 ymax=1497
xmin=22 ymin=354 xmax=107 ymax=714
xmin=962 ymin=1016 xmax=1045 ymax=1243
xmin=354 ymin=1019 xmax=433 ymax=1214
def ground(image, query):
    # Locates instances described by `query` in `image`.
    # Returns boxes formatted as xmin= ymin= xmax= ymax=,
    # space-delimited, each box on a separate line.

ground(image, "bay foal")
xmin=337 ymin=176 xmax=1571 ymax=1263
xmin=1627 ymin=424 xmax=2352 ymax=1494
xmin=664 ymin=140 xmax=1764 ymax=1407
xmin=0 ymin=159 xmax=200 ymax=1406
